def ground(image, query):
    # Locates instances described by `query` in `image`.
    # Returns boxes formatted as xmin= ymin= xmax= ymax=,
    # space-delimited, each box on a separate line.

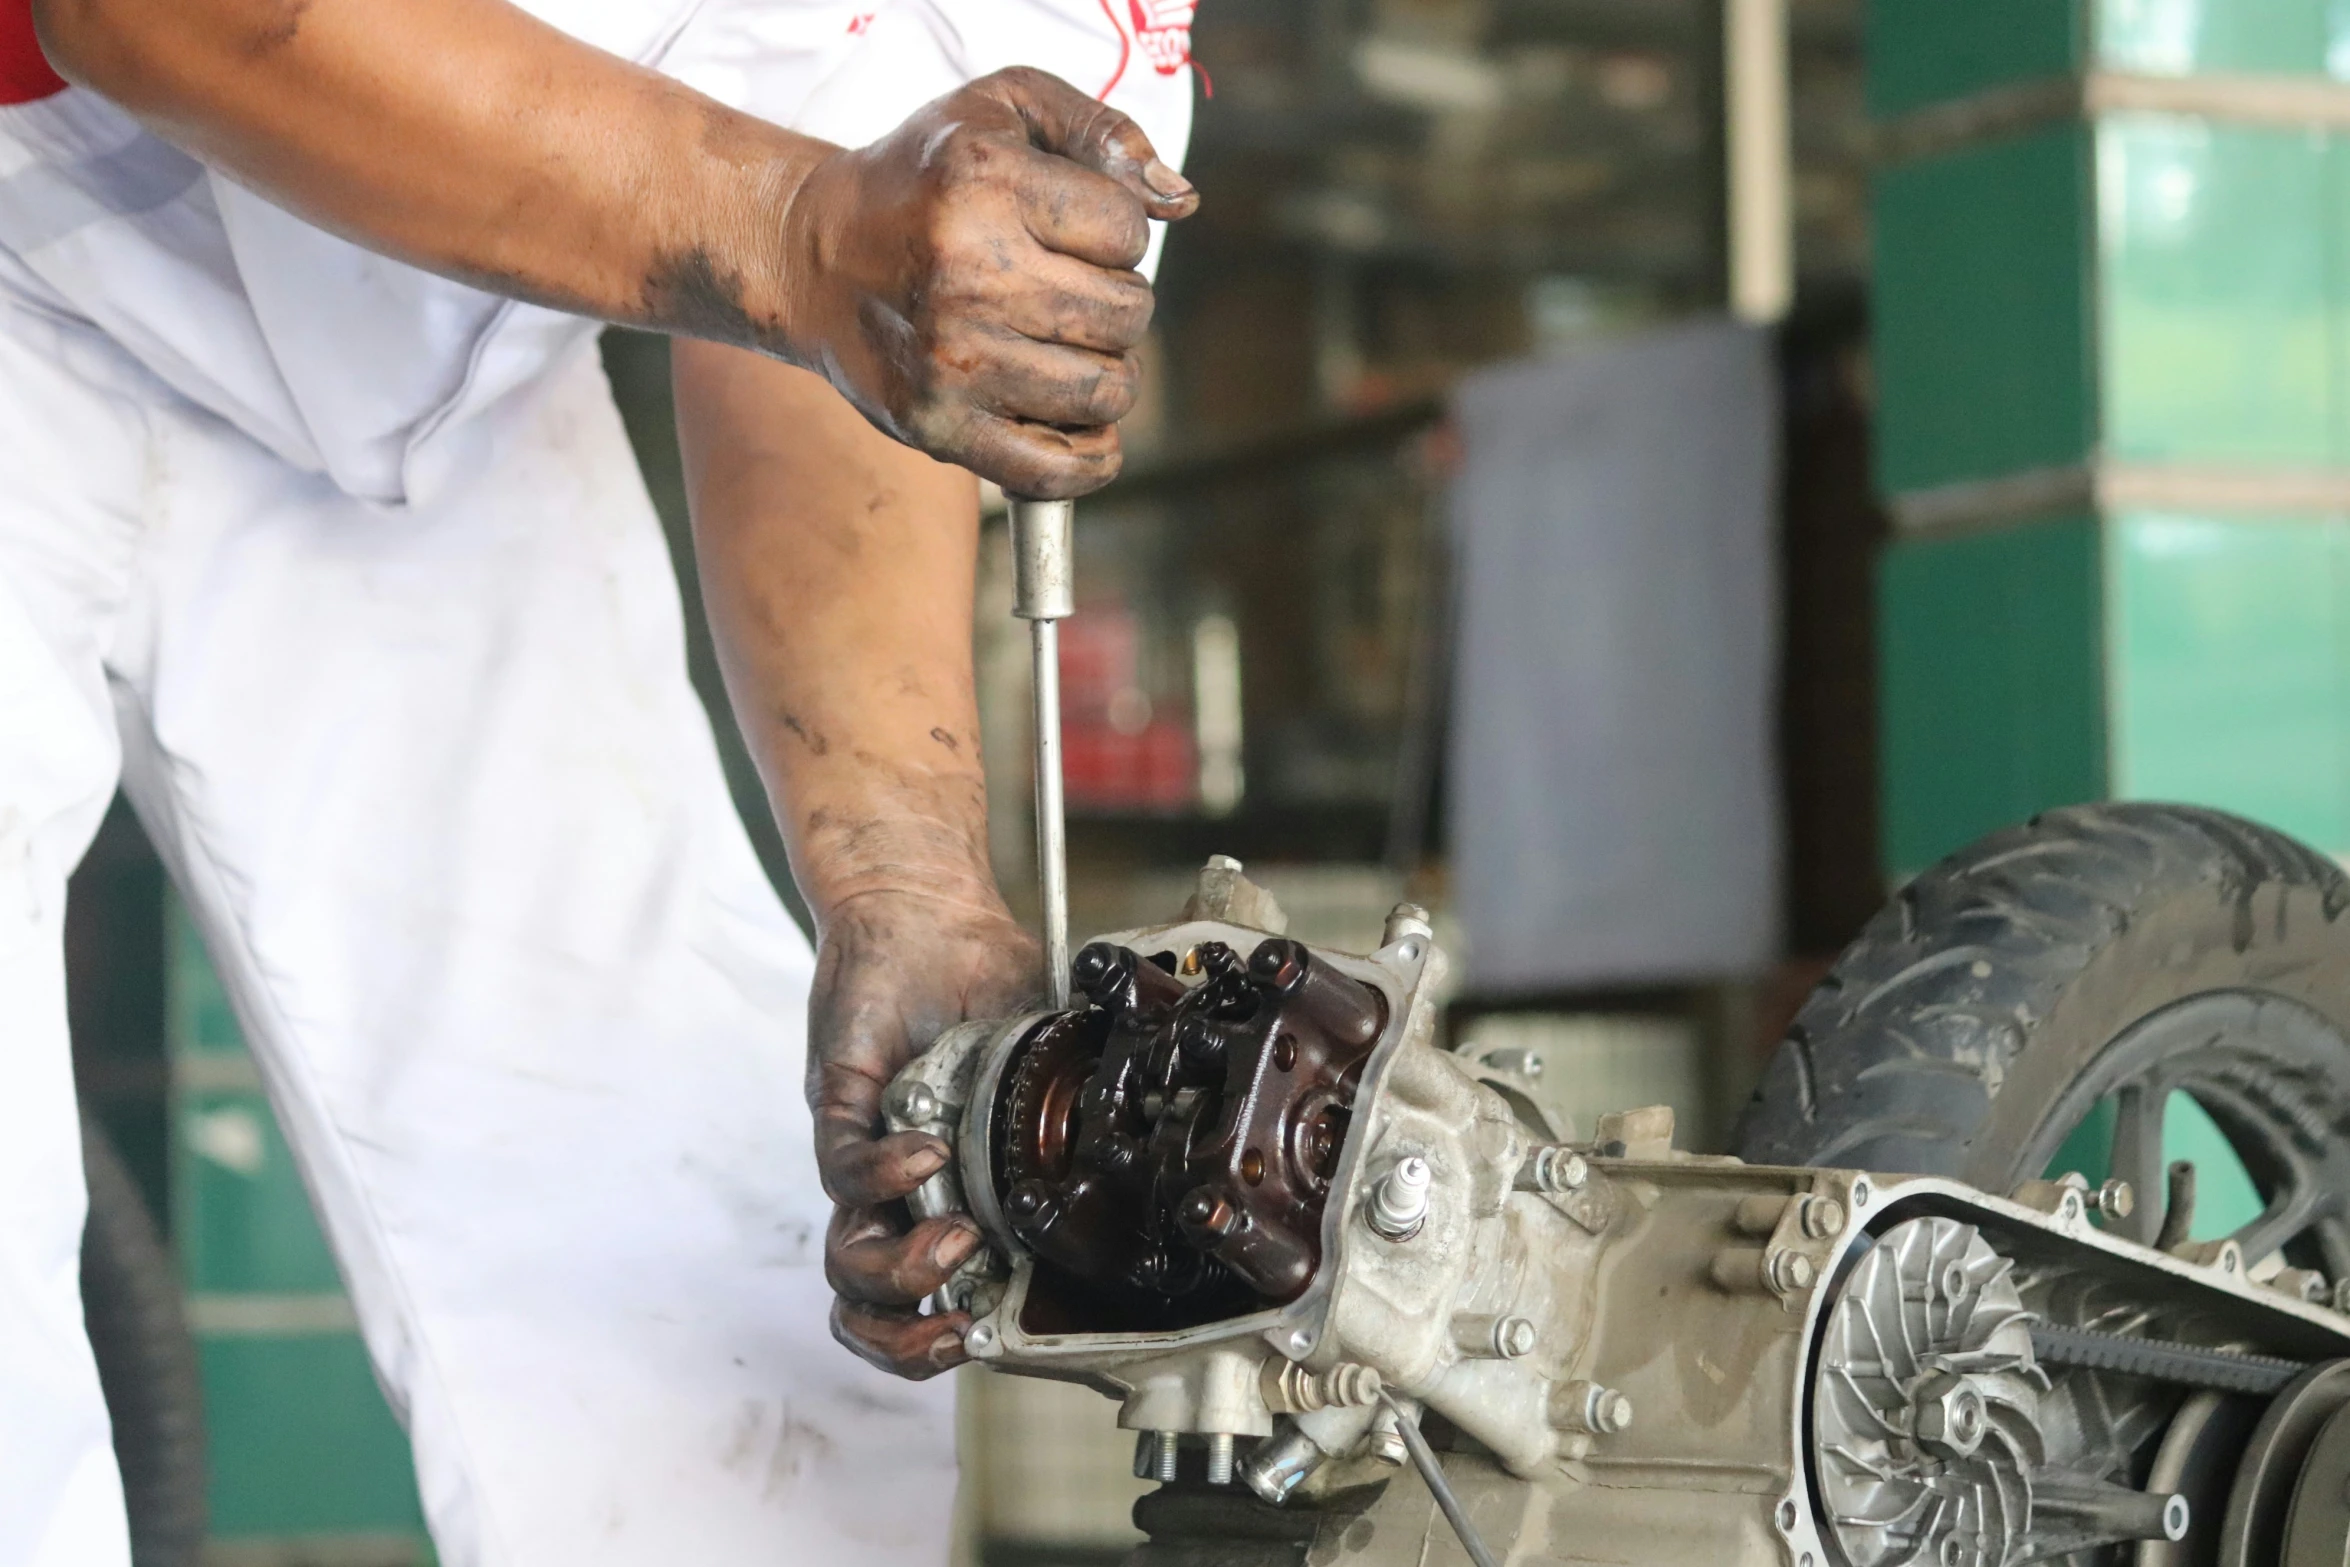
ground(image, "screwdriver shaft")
xmin=1030 ymin=617 xmax=1070 ymax=1007
xmin=1008 ymin=498 xmax=1075 ymax=1008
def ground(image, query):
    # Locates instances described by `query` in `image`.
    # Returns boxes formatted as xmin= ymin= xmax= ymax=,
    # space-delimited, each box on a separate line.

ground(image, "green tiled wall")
xmin=2107 ymin=512 xmax=2350 ymax=849
xmin=2097 ymin=0 xmax=2350 ymax=77
xmin=2101 ymin=116 xmax=2341 ymax=466
xmin=1867 ymin=0 xmax=2350 ymax=117
xmin=1866 ymin=0 xmax=2086 ymax=117
xmin=1882 ymin=513 xmax=2350 ymax=877
xmin=1879 ymin=519 xmax=2109 ymax=876
xmin=169 ymin=903 xmax=433 ymax=1560
xmin=1872 ymin=130 xmax=2097 ymax=494
xmin=1872 ymin=2 xmax=2350 ymax=878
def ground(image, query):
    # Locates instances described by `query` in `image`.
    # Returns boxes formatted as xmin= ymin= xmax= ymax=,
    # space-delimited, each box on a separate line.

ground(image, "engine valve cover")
xmin=995 ymin=935 xmax=1385 ymax=1309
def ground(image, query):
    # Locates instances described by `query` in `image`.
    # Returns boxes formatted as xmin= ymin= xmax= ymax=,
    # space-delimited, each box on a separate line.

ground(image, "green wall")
xmin=1871 ymin=0 xmax=2350 ymax=875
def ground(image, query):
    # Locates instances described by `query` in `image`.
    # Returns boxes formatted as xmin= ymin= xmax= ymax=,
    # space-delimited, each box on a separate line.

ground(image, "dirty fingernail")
xmin=907 ymin=1144 xmax=949 ymax=1179
xmin=932 ymin=1223 xmax=981 ymax=1270
xmin=931 ymin=1327 xmax=967 ymax=1366
xmin=1142 ymin=159 xmax=1193 ymax=199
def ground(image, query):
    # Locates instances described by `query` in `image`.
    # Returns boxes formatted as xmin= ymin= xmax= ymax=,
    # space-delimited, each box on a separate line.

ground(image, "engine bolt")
xmin=1555 ymin=1380 xmax=1633 ymax=1435
xmin=1496 ymin=1316 xmax=1538 ymax=1359
xmin=1206 ymin=1433 xmax=1237 ymax=1486
xmin=1520 ymin=1146 xmax=1589 ymax=1193
xmin=887 ymin=1079 xmax=941 ymax=1126
xmin=1071 ymin=941 xmax=1122 ymax=998
xmin=1767 ymin=1249 xmax=1818 ymax=1293
xmin=1153 ymin=1430 xmax=1181 ymax=1483
xmin=1180 ymin=1187 xmax=1242 ymax=1241
xmin=2270 ymin=1267 xmax=2328 ymax=1303
xmin=1382 ymin=902 xmax=1435 ymax=947
xmin=2096 ymin=1179 xmax=2135 ymax=1223
xmin=1798 ymin=1196 xmax=1847 ymax=1239
xmin=1368 ymin=1156 xmax=1433 ymax=1241
xmin=1369 ymin=1426 xmax=1408 ymax=1466
xmin=1006 ymin=1181 xmax=1054 ymax=1228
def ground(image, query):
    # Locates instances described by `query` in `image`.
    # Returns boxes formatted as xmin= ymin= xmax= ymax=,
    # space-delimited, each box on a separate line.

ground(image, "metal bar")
xmin=1008 ymin=498 xmax=1075 ymax=1009
xmin=1380 ymin=1392 xmax=1502 ymax=1567
xmin=1724 ymin=0 xmax=1792 ymax=324
xmin=1030 ymin=617 xmax=1069 ymax=1007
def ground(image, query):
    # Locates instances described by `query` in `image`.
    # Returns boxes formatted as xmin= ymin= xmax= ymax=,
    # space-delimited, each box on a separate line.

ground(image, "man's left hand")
xmin=810 ymin=884 xmax=1040 ymax=1380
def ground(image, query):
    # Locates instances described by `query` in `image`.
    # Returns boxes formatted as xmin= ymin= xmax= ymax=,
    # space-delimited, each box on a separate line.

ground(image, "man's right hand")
xmin=771 ymin=68 xmax=1197 ymax=500
xmin=37 ymin=0 xmax=1188 ymax=498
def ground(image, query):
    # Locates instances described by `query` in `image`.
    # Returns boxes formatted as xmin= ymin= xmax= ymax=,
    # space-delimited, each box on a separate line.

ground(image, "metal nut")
xmin=1263 ymin=1359 xmax=1383 ymax=1414
xmin=1910 ymin=1374 xmax=1987 ymax=1457
xmin=2095 ymin=1178 xmax=2135 ymax=1223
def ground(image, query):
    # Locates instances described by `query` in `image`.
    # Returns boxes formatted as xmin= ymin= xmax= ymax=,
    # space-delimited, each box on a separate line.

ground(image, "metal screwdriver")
xmin=1008 ymin=497 xmax=1074 ymax=1008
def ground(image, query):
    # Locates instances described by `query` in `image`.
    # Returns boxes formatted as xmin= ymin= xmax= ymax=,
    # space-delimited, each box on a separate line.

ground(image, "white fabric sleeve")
xmin=660 ymin=0 xmax=1197 ymax=277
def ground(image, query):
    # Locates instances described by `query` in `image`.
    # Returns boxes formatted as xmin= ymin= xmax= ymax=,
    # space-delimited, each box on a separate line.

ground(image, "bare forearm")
xmin=33 ymin=0 xmax=821 ymax=341
xmin=33 ymin=0 xmax=1195 ymax=495
xmin=674 ymin=339 xmax=996 ymax=927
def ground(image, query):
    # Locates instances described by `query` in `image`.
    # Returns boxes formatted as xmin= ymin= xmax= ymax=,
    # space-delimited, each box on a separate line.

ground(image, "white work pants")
xmin=0 ymin=277 xmax=956 ymax=1566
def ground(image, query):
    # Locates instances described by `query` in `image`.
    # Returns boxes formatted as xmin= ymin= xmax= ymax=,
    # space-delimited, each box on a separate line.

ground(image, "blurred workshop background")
xmin=62 ymin=0 xmax=2350 ymax=1560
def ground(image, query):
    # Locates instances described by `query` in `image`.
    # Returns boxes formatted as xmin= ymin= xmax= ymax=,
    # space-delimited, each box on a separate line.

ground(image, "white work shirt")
xmin=0 ymin=0 xmax=1195 ymax=507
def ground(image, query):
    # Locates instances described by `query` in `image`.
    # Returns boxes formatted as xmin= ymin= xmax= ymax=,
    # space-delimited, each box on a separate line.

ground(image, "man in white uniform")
xmin=0 ymin=0 xmax=1196 ymax=1560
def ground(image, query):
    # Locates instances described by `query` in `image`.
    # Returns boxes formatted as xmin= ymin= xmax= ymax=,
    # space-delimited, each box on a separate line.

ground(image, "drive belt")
xmin=2030 ymin=1323 xmax=2307 ymax=1396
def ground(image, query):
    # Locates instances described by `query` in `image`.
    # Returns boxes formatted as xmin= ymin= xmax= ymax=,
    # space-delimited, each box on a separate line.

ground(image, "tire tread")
xmin=1736 ymin=803 xmax=2350 ymax=1178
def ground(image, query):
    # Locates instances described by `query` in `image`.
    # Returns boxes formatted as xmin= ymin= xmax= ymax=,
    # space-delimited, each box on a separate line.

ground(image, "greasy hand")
xmin=813 ymin=886 xmax=1041 ymax=1379
xmin=775 ymin=67 xmax=1198 ymax=500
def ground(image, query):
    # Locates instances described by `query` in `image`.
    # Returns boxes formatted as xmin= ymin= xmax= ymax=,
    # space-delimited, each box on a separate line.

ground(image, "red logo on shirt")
xmin=0 ymin=0 xmax=67 ymax=105
xmin=1127 ymin=0 xmax=1195 ymax=75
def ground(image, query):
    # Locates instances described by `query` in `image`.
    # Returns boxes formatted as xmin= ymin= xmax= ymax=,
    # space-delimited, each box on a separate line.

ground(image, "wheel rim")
xmin=2019 ymin=989 xmax=2350 ymax=1278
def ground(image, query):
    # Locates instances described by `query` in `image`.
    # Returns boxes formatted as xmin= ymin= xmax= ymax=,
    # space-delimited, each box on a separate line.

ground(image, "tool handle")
xmin=1007 ymin=498 xmax=1074 ymax=1007
xmin=1010 ymin=498 xmax=1075 ymax=623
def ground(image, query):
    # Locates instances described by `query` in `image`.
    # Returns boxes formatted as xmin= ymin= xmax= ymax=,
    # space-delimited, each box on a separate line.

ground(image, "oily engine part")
xmin=992 ymin=935 xmax=1385 ymax=1311
xmin=884 ymin=860 xmax=2350 ymax=1567
xmin=1812 ymin=1218 xmax=2048 ymax=1567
